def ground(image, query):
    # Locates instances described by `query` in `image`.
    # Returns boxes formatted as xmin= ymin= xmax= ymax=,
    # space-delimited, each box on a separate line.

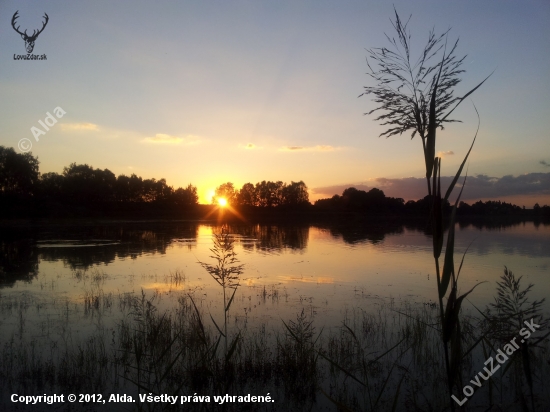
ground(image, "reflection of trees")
xmin=322 ymin=221 xmax=406 ymax=245
xmin=457 ymin=217 xmax=536 ymax=231
xmin=28 ymin=223 xmax=198 ymax=272
xmin=39 ymin=243 xmax=121 ymax=269
xmin=224 ymin=224 xmax=309 ymax=251
xmin=0 ymin=228 xmax=39 ymax=288
xmin=2 ymin=219 xmax=546 ymax=287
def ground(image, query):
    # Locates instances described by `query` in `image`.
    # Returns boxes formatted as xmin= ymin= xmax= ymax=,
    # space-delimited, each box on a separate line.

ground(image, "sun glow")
xmin=218 ymin=198 xmax=228 ymax=207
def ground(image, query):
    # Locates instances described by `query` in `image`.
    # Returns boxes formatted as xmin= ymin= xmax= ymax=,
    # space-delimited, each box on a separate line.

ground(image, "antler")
xmin=34 ymin=13 xmax=49 ymax=38
xmin=11 ymin=11 xmax=26 ymax=36
xmin=29 ymin=13 xmax=49 ymax=39
xmin=11 ymin=11 xmax=49 ymax=40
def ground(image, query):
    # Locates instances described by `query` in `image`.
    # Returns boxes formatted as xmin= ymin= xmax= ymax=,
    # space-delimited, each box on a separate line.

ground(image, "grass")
xmin=0 ymin=228 xmax=548 ymax=411
xmin=1 ymin=266 xmax=548 ymax=411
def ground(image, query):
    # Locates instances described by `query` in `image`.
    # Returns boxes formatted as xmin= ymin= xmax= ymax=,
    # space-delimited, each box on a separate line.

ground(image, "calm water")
xmin=1 ymin=219 xmax=549 ymax=337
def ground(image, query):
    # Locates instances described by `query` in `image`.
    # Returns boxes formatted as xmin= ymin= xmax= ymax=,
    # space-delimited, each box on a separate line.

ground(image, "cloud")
xmin=241 ymin=143 xmax=260 ymax=150
xmin=142 ymin=134 xmax=201 ymax=145
xmin=437 ymin=150 xmax=454 ymax=157
xmin=279 ymin=145 xmax=339 ymax=152
xmin=313 ymin=173 xmax=550 ymax=202
xmin=540 ymin=160 xmax=550 ymax=168
xmin=60 ymin=122 xmax=99 ymax=131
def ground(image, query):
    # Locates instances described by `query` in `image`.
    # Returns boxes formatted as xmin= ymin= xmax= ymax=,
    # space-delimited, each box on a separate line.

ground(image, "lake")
xmin=1 ymin=219 xmax=549 ymax=411
xmin=1 ymin=219 xmax=549 ymax=334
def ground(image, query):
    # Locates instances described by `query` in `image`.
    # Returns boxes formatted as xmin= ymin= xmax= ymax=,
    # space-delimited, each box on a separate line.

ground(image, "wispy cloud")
xmin=60 ymin=122 xmax=99 ymax=131
xmin=142 ymin=134 xmax=201 ymax=145
xmin=313 ymin=173 xmax=550 ymax=202
xmin=241 ymin=143 xmax=260 ymax=150
xmin=437 ymin=150 xmax=454 ymax=157
xmin=540 ymin=160 xmax=550 ymax=168
xmin=279 ymin=145 xmax=339 ymax=152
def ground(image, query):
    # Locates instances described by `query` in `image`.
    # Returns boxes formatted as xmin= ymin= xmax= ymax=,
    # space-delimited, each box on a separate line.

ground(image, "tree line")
xmin=40 ymin=164 xmax=198 ymax=206
xmin=1 ymin=145 xmax=547 ymax=219
xmin=213 ymin=181 xmax=309 ymax=207
xmin=0 ymin=146 xmax=197 ymax=217
xmin=314 ymin=187 xmax=550 ymax=218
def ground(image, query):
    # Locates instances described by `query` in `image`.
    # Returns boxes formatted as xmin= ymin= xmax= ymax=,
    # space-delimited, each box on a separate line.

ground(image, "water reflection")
xmin=38 ymin=223 xmax=199 ymax=270
xmin=0 ymin=219 xmax=548 ymax=289
xmin=229 ymin=224 xmax=309 ymax=251
xmin=0 ymin=227 xmax=39 ymax=287
xmin=321 ymin=220 xmax=408 ymax=244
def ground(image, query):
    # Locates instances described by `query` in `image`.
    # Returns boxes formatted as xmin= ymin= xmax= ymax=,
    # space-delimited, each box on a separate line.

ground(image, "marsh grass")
xmin=480 ymin=268 xmax=550 ymax=410
xmin=1 ymin=256 xmax=549 ymax=412
xmin=0 ymin=279 xmax=548 ymax=411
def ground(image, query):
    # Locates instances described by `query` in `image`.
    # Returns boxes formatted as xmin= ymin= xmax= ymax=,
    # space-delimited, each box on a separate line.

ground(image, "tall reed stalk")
xmin=362 ymin=10 xmax=491 ymax=409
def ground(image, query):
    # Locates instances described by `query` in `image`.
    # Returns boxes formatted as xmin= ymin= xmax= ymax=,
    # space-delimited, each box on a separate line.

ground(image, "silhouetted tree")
xmin=62 ymin=163 xmax=116 ymax=203
xmin=39 ymin=172 xmax=64 ymax=200
xmin=0 ymin=146 xmax=39 ymax=196
xmin=255 ymin=180 xmax=284 ymax=207
xmin=172 ymin=184 xmax=198 ymax=206
xmin=237 ymin=182 xmax=257 ymax=206
xmin=213 ymin=182 xmax=237 ymax=205
xmin=216 ymin=180 xmax=310 ymax=208
xmin=315 ymin=187 xmax=405 ymax=213
xmin=282 ymin=181 xmax=309 ymax=205
xmin=115 ymin=174 xmax=144 ymax=202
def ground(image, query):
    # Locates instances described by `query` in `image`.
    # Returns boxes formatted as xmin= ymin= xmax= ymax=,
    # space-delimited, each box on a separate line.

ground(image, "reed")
xmin=198 ymin=225 xmax=244 ymax=360
xmin=1 ymin=281 xmax=549 ymax=410
xmin=481 ymin=267 xmax=550 ymax=410
xmin=362 ymin=10 xmax=493 ymax=409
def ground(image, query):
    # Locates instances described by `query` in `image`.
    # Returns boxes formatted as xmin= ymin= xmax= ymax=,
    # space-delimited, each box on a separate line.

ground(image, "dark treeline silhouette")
xmin=213 ymin=180 xmax=309 ymax=207
xmin=0 ymin=146 xmax=198 ymax=218
xmin=315 ymin=187 xmax=408 ymax=214
xmin=459 ymin=199 xmax=550 ymax=218
xmin=314 ymin=187 xmax=550 ymax=220
xmin=1 ymin=146 xmax=548 ymax=220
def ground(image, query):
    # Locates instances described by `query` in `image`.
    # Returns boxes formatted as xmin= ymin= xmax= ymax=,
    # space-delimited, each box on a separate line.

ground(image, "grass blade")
xmin=225 ymin=331 xmax=241 ymax=362
xmin=318 ymin=351 xmax=366 ymax=387
xmin=368 ymin=336 xmax=406 ymax=366
xmin=439 ymin=174 xmax=467 ymax=298
xmin=443 ymin=104 xmax=479 ymax=203
xmin=320 ymin=388 xmax=355 ymax=412
xmin=440 ymin=72 xmax=494 ymax=125
xmin=456 ymin=237 xmax=477 ymax=282
xmin=225 ymin=287 xmax=237 ymax=312
xmin=210 ymin=313 xmax=225 ymax=337
xmin=391 ymin=373 xmax=406 ymax=412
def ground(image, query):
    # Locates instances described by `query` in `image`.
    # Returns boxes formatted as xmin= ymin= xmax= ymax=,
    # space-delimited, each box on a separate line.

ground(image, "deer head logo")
xmin=11 ymin=11 xmax=49 ymax=54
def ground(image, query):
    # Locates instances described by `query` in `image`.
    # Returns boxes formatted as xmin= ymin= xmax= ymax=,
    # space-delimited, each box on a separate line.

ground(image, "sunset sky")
xmin=1 ymin=1 xmax=549 ymax=205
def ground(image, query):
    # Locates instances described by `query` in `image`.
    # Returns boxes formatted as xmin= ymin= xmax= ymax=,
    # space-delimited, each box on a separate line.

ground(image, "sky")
xmin=1 ymin=1 xmax=549 ymax=206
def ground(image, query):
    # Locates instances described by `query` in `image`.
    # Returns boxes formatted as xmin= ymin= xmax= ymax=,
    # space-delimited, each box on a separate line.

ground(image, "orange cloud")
xmin=279 ymin=145 xmax=339 ymax=152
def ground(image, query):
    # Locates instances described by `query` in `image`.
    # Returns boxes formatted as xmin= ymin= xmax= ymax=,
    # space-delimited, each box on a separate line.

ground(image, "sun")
xmin=218 ymin=197 xmax=227 ymax=207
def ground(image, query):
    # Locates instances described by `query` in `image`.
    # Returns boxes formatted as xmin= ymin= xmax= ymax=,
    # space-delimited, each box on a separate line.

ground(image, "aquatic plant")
xmin=198 ymin=226 xmax=244 ymax=359
xmin=482 ymin=267 xmax=550 ymax=410
xmin=362 ymin=9 xmax=492 ymax=410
